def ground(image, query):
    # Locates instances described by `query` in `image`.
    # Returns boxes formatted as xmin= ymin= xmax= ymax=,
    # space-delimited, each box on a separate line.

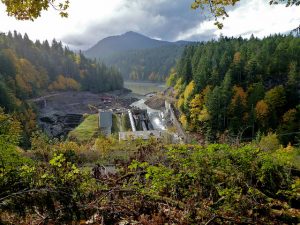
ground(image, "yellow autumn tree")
xmin=19 ymin=107 xmax=37 ymax=137
xmin=255 ymin=100 xmax=269 ymax=124
xmin=282 ymin=109 xmax=297 ymax=123
xmin=15 ymin=74 xmax=32 ymax=95
xmin=166 ymin=69 xmax=177 ymax=87
xmin=231 ymin=86 xmax=247 ymax=106
xmin=48 ymin=75 xmax=80 ymax=91
xmin=264 ymin=85 xmax=286 ymax=110
xmin=188 ymin=85 xmax=212 ymax=130
xmin=233 ymin=52 xmax=241 ymax=65
xmin=199 ymin=106 xmax=211 ymax=122
xmin=177 ymin=95 xmax=185 ymax=112
xmin=229 ymin=85 xmax=247 ymax=116
xmin=174 ymin=77 xmax=184 ymax=98
xmin=189 ymin=94 xmax=202 ymax=130
xmin=1 ymin=0 xmax=69 ymax=20
xmin=183 ymin=80 xmax=195 ymax=107
xmin=179 ymin=114 xmax=188 ymax=129
xmin=16 ymin=58 xmax=49 ymax=97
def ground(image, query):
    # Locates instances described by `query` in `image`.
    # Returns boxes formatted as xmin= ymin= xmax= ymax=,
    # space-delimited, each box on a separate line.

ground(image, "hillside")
xmin=85 ymin=31 xmax=191 ymax=81
xmin=85 ymin=31 xmax=172 ymax=58
xmin=0 ymin=31 xmax=123 ymax=146
xmin=169 ymin=35 xmax=300 ymax=145
xmin=103 ymin=45 xmax=185 ymax=81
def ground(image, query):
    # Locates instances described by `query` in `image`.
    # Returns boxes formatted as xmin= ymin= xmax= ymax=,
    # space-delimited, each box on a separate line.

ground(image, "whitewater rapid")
xmin=130 ymin=99 xmax=166 ymax=131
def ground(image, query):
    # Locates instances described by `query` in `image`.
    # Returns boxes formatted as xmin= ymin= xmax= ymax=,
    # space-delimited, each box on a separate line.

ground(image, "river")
xmin=130 ymin=99 xmax=167 ymax=131
xmin=124 ymin=81 xmax=166 ymax=95
xmin=125 ymin=81 xmax=167 ymax=131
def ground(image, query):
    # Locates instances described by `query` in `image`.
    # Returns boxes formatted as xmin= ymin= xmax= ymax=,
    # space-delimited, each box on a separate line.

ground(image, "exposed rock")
xmin=39 ymin=114 xmax=83 ymax=138
xmin=144 ymin=95 xmax=165 ymax=110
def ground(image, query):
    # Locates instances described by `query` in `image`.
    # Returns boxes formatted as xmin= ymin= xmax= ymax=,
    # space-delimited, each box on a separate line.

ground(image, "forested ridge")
xmin=103 ymin=44 xmax=185 ymax=82
xmin=85 ymin=31 xmax=189 ymax=82
xmin=168 ymin=34 xmax=300 ymax=145
xmin=0 ymin=31 xmax=123 ymax=145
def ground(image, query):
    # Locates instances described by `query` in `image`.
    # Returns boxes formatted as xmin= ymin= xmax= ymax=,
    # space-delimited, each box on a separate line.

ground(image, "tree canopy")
xmin=0 ymin=31 xmax=123 ymax=146
xmin=1 ymin=0 xmax=69 ymax=20
xmin=170 ymin=34 xmax=300 ymax=144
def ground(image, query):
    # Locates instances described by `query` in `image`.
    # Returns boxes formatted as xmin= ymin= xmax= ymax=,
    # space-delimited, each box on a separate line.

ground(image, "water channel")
xmin=124 ymin=81 xmax=167 ymax=131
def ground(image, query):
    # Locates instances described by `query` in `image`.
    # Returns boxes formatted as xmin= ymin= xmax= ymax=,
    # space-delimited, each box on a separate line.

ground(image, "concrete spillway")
xmin=141 ymin=121 xmax=148 ymax=131
xmin=130 ymin=99 xmax=166 ymax=131
xmin=128 ymin=110 xmax=137 ymax=132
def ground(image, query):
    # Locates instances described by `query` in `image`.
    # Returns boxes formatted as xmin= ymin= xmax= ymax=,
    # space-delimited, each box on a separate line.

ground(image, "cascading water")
xmin=130 ymin=99 xmax=166 ymax=131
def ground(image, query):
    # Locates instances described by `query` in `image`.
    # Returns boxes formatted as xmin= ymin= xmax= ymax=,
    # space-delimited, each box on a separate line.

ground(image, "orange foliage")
xmin=233 ymin=52 xmax=241 ymax=64
xmin=48 ymin=75 xmax=80 ymax=91
xmin=255 ymin=100 xmax=269 ymax=121
xmin=230 ymin=86 xmax=247 ymax=107
xmin=16 ymin=58 xmax=48 ymax=96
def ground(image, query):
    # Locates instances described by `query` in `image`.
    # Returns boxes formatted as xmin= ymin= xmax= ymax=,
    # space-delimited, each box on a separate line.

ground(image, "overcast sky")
xmin=0 ymin=0 xmax=299 ymax=50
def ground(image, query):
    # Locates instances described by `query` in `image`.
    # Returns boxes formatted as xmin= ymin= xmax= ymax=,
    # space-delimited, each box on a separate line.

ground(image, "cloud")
xmin=62 ymin=0 xmax=205 ymax=49
xmin=176 ymin=0 xmax=300 ymax=41
xmin=0 ymin=0 xmax=299 ymax=50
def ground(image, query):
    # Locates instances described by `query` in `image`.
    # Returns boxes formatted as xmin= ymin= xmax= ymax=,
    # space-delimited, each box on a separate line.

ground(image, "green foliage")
xmin=1 ymin=153 xmax=97 ymax=223
xmin=0 ymin=32 xmax=123 ymax=144
xmin=166 ymin=69 xmax=177 ymax=87
xmin=171 ymin=35 xmax=300 ymax=144
xmin=1 ymin=122 xmax=299 ymax=224
xmin=68 ymin=114 xmax=99 ymax=142
xmin=0 ymin=32 xmax=123 ymax=101
xmin=101 ymin=44 xmax=184 ymax=82
xmin=0 ymin=109 xmax=28 ymax=171
xmin=259 ymin=133 xmax=281 ymax=151
xmin=1 ymin=0 xmax=69 ymax=20
xmin=128 ymin=143 xmax=300 ymax=223
xmin=278 ymin=107 xmax=300 ymax=145
xmin=0 ymin=108 xmax=21 ymax=145
xmin=265 ymin=85 xmax=286 ymax=110
xmin=191 ymin=0 xmax=300 ymax=29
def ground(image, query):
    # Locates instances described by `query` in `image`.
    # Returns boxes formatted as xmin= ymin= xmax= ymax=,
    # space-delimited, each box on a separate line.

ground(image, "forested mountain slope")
xmin=85 ymin=31 xmax=191 ymax=82
xmin=103 ymin=45 xmax=185 ymax=81
xmin=168 ymin=35 xmax=300 ymax=145
xmin=85 ymin=31 xmax=172 ymax=58
xmin=0 ymin=31 xmax=123 ymax=145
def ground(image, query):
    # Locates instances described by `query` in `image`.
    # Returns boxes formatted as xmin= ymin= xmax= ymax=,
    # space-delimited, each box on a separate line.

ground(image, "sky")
xmin=0 ymin=0 xmax=299 ymax=50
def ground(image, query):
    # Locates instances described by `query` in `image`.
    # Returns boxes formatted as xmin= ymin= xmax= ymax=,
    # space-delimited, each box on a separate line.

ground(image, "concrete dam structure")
xmin=98 ymin=108 xmax=162 ymax=140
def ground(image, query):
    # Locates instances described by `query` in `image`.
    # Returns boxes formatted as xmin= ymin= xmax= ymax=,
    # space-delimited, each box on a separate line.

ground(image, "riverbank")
xmin=31 ymin=82 xmax=168 ymax=139
xmin=124 ymin=81 xmax=166 ymax=95
xmin=31 ymin=89 xmax=138 ymax=138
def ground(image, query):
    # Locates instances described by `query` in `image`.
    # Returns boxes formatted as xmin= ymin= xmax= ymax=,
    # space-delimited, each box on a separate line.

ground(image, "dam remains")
xmin=98 ymin=108 xmax=163 ymax=141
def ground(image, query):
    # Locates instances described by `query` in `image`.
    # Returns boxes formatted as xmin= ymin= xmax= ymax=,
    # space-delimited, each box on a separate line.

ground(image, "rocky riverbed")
xmin=31 ymin=89 xmax=138 ymax=138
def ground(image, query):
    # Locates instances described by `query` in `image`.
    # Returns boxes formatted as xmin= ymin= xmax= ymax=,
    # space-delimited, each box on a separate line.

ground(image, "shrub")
xmin=259 ymin=133 xmax=280 ymax=151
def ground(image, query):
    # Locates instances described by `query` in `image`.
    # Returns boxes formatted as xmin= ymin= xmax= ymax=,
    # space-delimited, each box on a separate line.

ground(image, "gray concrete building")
xmin=98 ymin=110 xmax=113 ymax=136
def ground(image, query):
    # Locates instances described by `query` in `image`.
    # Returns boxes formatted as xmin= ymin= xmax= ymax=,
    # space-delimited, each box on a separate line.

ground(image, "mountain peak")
xmin=121 ymin=31 xmax=150 ymax=39
xmin=123 ymin=31 xmax=139 ymax=35
xmin=85 ymin=31 xmax=172 ymax=58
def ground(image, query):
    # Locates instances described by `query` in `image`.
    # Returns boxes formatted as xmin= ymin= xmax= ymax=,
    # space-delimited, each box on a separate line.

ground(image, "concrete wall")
xmin=165 ymin=101 xmax=188 ymax=143
xmin=99 ymin=111 xmax=113 ymax=136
